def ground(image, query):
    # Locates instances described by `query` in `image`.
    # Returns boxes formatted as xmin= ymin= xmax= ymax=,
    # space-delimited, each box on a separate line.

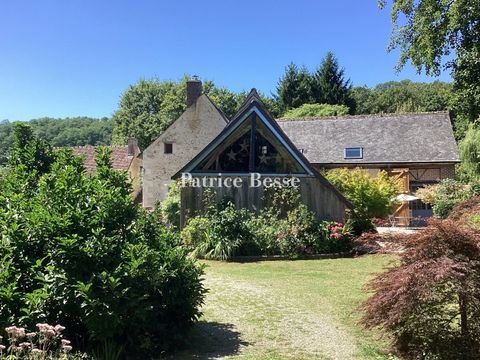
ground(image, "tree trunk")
xmin=459 ymin=291 xmax=468 ymax=336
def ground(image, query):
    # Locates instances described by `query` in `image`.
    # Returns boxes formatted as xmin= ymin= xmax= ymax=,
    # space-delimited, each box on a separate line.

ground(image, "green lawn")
xmin=176 ymin=255 xmax=397 ymax=360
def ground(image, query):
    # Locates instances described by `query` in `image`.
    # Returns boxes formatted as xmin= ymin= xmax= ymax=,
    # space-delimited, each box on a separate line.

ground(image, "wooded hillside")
xmin=0 ymin=117 xmax=113 ymax=165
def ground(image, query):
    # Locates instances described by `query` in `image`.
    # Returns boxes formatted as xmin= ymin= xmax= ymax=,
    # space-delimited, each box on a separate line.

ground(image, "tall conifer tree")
xmin=313 ymin=52 xmax=354 ymax=111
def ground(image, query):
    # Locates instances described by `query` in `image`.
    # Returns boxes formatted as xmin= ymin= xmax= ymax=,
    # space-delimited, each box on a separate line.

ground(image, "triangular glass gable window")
xmin=193 ymin=112 xmax=307 ymax=174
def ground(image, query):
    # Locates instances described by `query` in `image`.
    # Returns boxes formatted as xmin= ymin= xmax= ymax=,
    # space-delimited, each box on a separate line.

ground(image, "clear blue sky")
xmin=0 ymin=0 xmax=451 ymax=120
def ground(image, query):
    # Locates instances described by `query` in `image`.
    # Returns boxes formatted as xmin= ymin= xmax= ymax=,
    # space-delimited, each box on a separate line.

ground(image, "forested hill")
xmin=0 ymin=117 xmax=113 ymax=165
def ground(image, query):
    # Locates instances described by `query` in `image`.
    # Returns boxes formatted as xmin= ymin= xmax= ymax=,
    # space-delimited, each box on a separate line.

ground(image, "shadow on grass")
xmin=175 ymin=321 xmax=249 ymax=359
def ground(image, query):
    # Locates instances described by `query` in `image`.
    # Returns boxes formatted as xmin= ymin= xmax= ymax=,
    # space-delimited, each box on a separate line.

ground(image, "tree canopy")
xmin=276 ymin=53 xmax=354 ymax=114
xmin=0 ymin=77 xmax=458 ymax=162
xmin=111 ymin=77 xmax=280 ymax=149
xmin=380 ymin=0 xmax=480 ymax=133
xmin=351 ymin=80 xmax=453 ymax=114
xmin=282 ymin=103 xmax=349 ymax=118
xmin=0 ymin=117 xmax=113 ymax=166
xmin=313 ymin=52 xmax=354 ymax=110
xmin=458 ymin=124 xmax=480 ymax=181
xmin=276 ymin=63 xmax=314 ymax=111
xmin=111 ymin=78 xmax=185 ymax=149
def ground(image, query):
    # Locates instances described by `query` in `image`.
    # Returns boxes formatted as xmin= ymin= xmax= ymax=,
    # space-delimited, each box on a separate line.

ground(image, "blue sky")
xmin=0 ymin=0 xmax=451 ymax=120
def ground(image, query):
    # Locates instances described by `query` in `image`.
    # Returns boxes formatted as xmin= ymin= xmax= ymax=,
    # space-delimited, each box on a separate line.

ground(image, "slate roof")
xmin=277 ymin=111 xmax=460 ymax=165
xmin=71 ymin=146 xmax=133 ymax=173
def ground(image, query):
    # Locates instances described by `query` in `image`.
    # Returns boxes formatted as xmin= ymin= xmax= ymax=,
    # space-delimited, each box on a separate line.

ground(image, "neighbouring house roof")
xmin=71 ymin=146 xmax=134 ymax=173
xmin=277 ymin=111 xmax=460 ymax=165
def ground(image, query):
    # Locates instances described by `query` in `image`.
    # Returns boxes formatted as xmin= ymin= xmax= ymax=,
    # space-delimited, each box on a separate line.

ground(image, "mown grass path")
xmin=176 ymin=256 xmax=395 ymax=360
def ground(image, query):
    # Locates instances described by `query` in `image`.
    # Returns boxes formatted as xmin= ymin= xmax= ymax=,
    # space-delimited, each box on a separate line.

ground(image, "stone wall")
xmin=142 ymin=95 xmax=226 ymax=208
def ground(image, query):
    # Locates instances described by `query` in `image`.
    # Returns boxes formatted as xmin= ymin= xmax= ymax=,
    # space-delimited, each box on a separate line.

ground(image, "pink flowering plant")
xmin=0 ymin=323 xmax=74 ymax=359
xmin=319 ymin=221 xmax=352 ymax=252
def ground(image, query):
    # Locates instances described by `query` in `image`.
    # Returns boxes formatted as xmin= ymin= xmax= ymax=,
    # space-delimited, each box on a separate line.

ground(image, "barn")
xmin=173 ymin=90 xmax=351 ymax=226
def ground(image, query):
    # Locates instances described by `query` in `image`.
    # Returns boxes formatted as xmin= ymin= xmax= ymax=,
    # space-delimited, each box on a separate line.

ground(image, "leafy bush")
xmin=414 ymin=183 xmax=439 ymax=205
xmin=325 ymin=168 xmax=401 ymax=234
xmin=345 ymin=216 xmax=377 ymax=235
xmin=282 ymin=103 xmax=349 ymax=118
xmin=433 ymin=179 xmax=471 ymax=218
xmin=458 ymin=124 xmax=480 ymax=181
xmin=0 ymin=125 xmax=206 ymax=357
xmin=274 ymin=205 xmax=320 ymax=255
xmin=469 ymin=214 xmax=480 ymax=231
xmin=182 ymin=200 xmax=259 ymax=260
xmin=181 ymin=185 xmax=352 ymax=259
xmin=160 ymin=181 xmax=181 ymax=228
xmin=190 ymin=203 xmax=253 ymax=260
xmin=416 ymin=179 xmax=480 ymax=218
xmin=181 ymin=216 xmax=210 ymax=249
xmin=362 ymin=220 xmax=480 ymax=359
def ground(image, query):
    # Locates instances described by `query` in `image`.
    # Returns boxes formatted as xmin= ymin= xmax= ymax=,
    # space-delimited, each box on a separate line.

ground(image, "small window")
xmin=344 ymin=147 xmax=363 ymax=159
xmin=164 ymin=143 xmax=173 ymax=154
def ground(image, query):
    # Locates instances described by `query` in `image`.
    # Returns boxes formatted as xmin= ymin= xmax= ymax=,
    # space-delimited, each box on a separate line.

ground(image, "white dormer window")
xmin=344 ymin=147 xmax=363 ymax=159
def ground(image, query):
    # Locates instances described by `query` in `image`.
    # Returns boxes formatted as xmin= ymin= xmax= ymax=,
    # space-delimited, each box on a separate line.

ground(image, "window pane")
xmin=193 ymin=113 xmax=307 ymax=174
xmin=254 ymin=119 xmax=305 ymax=173
xmin=164 ymin=143 xmax=173 ymax=154
xmin=344 ymin=147 xmax=362 ymax=159
xmin=194 ymin=115 xmax=253 ymax=172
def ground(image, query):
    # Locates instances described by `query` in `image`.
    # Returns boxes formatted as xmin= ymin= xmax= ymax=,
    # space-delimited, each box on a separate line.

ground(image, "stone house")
xmin=141 ymin=80 xmax=228 ymax=208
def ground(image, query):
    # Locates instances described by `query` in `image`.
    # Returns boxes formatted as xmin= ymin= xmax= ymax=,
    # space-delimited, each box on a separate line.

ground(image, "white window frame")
xmin=344 ymin=147 xmax=363 ymax=159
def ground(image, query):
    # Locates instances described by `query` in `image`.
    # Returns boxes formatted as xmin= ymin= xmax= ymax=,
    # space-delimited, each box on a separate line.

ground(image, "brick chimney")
xmin=186 ymin=78 xmax=202 ymax=107
xmin=127 ymin=138 xmax=138 ymax=156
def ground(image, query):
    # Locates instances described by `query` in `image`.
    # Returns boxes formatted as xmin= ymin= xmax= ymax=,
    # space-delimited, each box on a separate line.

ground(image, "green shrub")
xmin=184 ymin=202 xmax=253 ymax=260
xmin=325 ymin=168 xmax=401 ymax=234
xmin=469 ymin=214 xmax=480 ymax=231
xmin=245 ymin=215 xmax=282 ymax=255
xmin=432 ymin=179 xmax=475 ymax=218
xmin=283 ymin=103 xmax=349 ymax=118
xmin=433 ymin=198 xmax=459 ymax=218
xmin=160 ymin=181 xmax=181 ymax=229
xmin=320 ymin=221 xmax=353 ymax=253
xmin=458 ymin=124 xmax=480 ymax=182
xmin=275 ymin=205 xmax=319 ymax=255
xmin=0 ymin=125 xmax=206 ymax=357
xmin=415 ymin=179 xmax=480 ymax=218
xmin=345 ymin=216 xmax=377 ymax=236
xmin=181 ymin=216 xmax=210 ymax=248
xmin=183 ymin=186 xmax=353 ymax=259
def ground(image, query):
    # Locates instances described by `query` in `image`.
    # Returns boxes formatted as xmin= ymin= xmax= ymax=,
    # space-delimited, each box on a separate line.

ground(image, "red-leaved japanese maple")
xmin=362 ymin=220 xmax=480 ymax=359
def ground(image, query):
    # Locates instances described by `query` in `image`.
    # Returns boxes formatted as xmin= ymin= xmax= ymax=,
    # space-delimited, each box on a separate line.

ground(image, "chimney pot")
xmin=186 ymin=78 xmax=202 ymax=107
